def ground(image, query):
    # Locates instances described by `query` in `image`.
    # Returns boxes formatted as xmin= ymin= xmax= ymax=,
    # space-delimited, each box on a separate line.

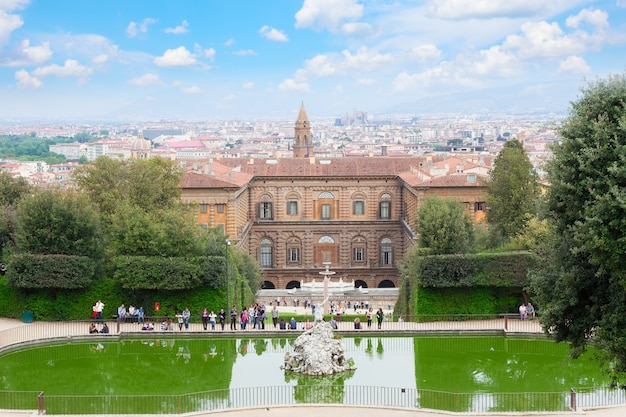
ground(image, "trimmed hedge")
xmin=416 ymin=251 xmax=538 ymax=288
xmin=6 ymin=253 xmax=98 ymax=289
xmin=414 ymin=287 xmax=522 ymax=315
xmin=113 ymin=255 xmax=225 ymax=290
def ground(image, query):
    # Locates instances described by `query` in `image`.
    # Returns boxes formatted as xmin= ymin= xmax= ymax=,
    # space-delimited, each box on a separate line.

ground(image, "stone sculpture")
xmin=282 ymin=321 xmax=356 ymax=376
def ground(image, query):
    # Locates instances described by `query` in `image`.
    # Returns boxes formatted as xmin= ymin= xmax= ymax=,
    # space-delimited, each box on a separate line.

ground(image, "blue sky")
xmin=0 ymin=0 xmax=625 ymax=121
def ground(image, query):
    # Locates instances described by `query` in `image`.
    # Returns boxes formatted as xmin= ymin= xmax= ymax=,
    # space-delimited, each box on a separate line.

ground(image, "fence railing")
xmin=0 ymin=315 xmax=544 ymax=352
xmin=1 ymin=385 xmax=624 ymax=415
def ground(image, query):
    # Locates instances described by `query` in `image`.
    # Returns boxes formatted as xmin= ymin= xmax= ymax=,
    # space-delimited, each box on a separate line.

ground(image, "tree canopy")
xmin=486 ymin=139 xmax=539 ymax=240
xmin=415 ymin=196 xmax=473 ymax=255
xmin=74 ymin=156 xmax=183 ymax=216
xmin=531 ymin=73 xmax=626 ymax=381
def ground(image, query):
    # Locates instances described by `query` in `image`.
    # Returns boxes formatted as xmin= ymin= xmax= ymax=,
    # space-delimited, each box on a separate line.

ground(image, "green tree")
xmin=74 ymin=156 xmax=182 ymax=216
xmin=415 ymin=196 xmax=473 ymax=255
xmin=7 ymin=189 xmax=104 ymax=289
xmin=15 ymin=190 xmax=103 ymax=258
xmin=0 ymin=172 xmax=31 ymax=258
xmin=531 ymin=73 xmax=626 ymax=381
xmin=486 ymin=139 xmax=539 ymax=240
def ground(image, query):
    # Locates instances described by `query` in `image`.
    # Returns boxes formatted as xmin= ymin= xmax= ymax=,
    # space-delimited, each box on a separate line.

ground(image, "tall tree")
xmin=0 ymin=172 xmax=31 ymax=259
xmin=486 ymin=139 xmax=539 ymax=240
xmin=7 ymin=189 xmax=104 ymax=288
xmin=74 ymin=156 xmax=182 ymax=216
xmin=531 ymin=73 xmax=626 ymax=381
xmin=415 ymin=196 xmax=473 ymax=255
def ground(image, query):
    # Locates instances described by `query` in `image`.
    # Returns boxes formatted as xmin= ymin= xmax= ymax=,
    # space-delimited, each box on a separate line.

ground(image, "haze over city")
xmin=1 ymin=0 xmax=625 ymax=121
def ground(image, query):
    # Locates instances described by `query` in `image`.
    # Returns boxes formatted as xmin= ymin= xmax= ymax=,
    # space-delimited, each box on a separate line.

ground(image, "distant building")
xmin=180 ymin=104 xmax=489 ymax=290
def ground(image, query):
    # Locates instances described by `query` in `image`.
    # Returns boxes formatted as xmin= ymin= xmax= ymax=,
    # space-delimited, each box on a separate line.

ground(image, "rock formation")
xmin=282 ymin=322 xmax=356 ymax=376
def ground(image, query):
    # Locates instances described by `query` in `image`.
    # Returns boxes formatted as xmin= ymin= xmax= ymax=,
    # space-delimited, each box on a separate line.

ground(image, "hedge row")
xmin=416 ymin=251 xmax=538 ymax=288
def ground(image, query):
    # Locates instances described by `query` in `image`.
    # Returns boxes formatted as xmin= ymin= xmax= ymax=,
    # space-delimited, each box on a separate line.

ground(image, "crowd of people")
xmin=88 ymin=299 xmax=396 ymax=334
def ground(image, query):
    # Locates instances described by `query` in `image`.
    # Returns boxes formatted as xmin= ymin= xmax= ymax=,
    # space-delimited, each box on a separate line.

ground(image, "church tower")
xmin=293 ymin=102 xmax=310 ymax=158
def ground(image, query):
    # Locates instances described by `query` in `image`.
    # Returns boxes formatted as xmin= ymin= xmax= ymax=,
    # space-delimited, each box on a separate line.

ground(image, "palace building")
xmin=180 ymin=104 xmax=489 ymax=290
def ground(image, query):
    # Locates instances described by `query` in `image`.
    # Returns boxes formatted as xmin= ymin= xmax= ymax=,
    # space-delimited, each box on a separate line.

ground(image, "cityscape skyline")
xmin=1 ymin=0 xmax=625 ymax=121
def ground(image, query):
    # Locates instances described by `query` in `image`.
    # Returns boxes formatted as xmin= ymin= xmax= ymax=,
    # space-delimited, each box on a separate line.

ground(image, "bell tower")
xmin=293 ymin=102 xmax=310 ymax=158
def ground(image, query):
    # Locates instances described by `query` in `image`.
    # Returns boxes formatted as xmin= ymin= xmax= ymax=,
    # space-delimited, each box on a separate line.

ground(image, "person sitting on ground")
xmin=89 ymin=323 xmax=98 ymax=334
xmin=99 ymin=323 xmax=109 ymax=334
xmin=354 ymin=317 xmax=362 ymax=330
xmin=279 ymin=318 xmax=286 ymax=330
xmin=289 ymin=317 xmax=297 ymax=330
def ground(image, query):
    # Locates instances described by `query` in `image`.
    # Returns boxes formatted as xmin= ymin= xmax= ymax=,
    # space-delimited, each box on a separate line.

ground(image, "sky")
xmin=0 ymin=0 xmax=625 ymax=121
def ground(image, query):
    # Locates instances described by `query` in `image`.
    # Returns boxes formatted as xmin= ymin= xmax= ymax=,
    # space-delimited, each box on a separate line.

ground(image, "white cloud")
xmin=502 ymin=21 xmax=585 ymax=58
xmin=408 ymin=44 xmax=442 ymax=62
xmin=203 ymin=47 xmax=216 ymax=59
xmin=233 ymin=49 xmax=257 ymax=56
xmin=470 ymin=46 xmax=523 ymax=77
xmin=0 ymin=8 xmax=23 ymax=47
xmin=259 ymin=25 xmax=288 ymax=42
xmin=566 ymin=8 xmax=608 ymax=29
xmin=165 ymin=20 xmax=189 ymax=35
xmin=92 ymin=54 xmax=109 ymax=65
xmin=127 ymin=73 xmax=163 ymax=86
xmin=426 ymin=0 xmax=550 ymax=20
xmin=14 ymin=69 xmax=42 ymax=89
xmin=154 ymin=46 xmax=196 ymax=67
xmin=32 ymin=59 xmax=93 ymax=78
xmin=558 ymin=55 xmax=591 ymax=74
xmin=0 ymin=39 xmax=52 ymax=66
xmin=242 ymin=81 xmax=254 ymax=89
xmin=303 ymin=46 xmax=393 ymax=77
xmin=278 ymin=78 xmax=310 ymax=92
xmin=193 ymin=43 xmax=215 ymax=60
xmin=224 ymin=38 xmax=235 ymax=47
xmin=295 ymin=0 xmax=364 ymax=32
xmin=341 ymin=22 xmax=373 ymax=36
xmin=181 ymin=85 xmax=200 ymax=94
xmin=126 ymin=18 xmax=157 ymax=38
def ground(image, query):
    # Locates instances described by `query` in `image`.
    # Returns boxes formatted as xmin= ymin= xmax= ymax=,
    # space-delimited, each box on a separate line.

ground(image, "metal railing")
xmin=0 ymin=315 xmax=544 ymax=352
xmin=1 ymin=385 xmax=624 ymax=415
xmin=2 ymin=316 xmax=623 ymax=414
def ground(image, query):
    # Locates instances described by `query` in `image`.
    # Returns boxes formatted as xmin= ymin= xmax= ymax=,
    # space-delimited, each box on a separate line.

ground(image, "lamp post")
xmin=225 ymin=239 xmax=231 ymax=326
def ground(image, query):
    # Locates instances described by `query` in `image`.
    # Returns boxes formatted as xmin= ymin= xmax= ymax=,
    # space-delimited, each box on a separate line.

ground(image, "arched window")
xmin=318 ymin=191 xmax=334 ymax=199
xmin=286 ymin=192 xmax=300 ymax=216
xmin=318 ymin=235 xmax=335 ymax=243
xmin=260 ymin=238 xmax=273 ymax=267
xmin=259 ymin=194 xmax=273 ymax=219
xmin=379 ymin=193 xmax=391 ymax=219
xmin=380 ymin=237 xmax=392 ymax=265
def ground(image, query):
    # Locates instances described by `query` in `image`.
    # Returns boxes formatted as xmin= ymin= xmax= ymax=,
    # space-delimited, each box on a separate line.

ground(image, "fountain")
xmin=299 ymin=263 xmax=355 ymax=311
xmin=281 ymin=321 xmax=356 ymax=376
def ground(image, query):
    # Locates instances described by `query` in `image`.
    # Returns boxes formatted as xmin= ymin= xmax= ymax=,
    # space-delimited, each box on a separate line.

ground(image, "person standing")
xmin=376 ymin=307 xmax=384 ymax=329
xmin=182 ymin=307 xmax=190 ymax=330
xmin=218 ymin=309 xmax=226 ymax=330
xmin=95 ymin=300 xmax=105 ymax=322
xmin=117 ymin=304 xmax=126 ymax=323
xmin=230 ymin=306 xmax=238 ymax=330
xmin=366 ymin=307 xmax=373 ymax=328
xmin=176 ymin=312 xmax=184 ymax=330
xmin=201 ymin=308 xmax=209 ymax=330
xmin=137 ymin=306 xmax=145 ymax=325
xmin=271 ymin=305 xmax=279 ymax=328
xmin=208 ymin=310 xmax=217 ymax=330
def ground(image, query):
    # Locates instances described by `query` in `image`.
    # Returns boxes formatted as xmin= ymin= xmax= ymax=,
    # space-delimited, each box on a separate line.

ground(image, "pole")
xmin=225 ymin=239 xmax=231 ymax=326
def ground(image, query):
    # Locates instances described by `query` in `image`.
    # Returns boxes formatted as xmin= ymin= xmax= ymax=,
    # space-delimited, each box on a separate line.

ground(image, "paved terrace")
xmin=1 ymin=315 xmax=625 ymax=417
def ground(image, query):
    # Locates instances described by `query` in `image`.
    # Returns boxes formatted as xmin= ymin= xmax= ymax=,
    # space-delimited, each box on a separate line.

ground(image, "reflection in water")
xmin=0 ymin=335 xmax=611 ymax=403
xmin=285 ymin=370 xmax=355 ymax=404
